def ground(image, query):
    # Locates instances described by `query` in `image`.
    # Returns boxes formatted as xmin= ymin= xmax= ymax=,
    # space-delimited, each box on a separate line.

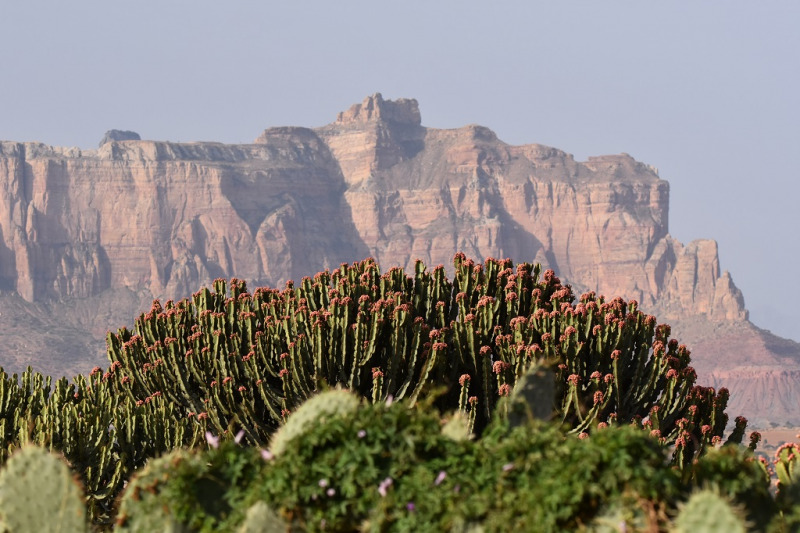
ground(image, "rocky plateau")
xmin=0 ymin=93 xmax=796 ymax=427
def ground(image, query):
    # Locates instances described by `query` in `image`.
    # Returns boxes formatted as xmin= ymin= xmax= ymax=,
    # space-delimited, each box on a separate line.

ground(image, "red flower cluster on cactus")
xmin=493 ymin=361 xmax=510 ymax=374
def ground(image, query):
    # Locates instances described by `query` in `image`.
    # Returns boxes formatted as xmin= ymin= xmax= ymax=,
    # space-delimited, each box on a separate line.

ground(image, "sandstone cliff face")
xmin=0 ymin=132 xmax=367 ymax=304
xmin=317 ymin=94 xmax=745 ymax=323
xmin=0 ymin=94 xmax=792 ymax=426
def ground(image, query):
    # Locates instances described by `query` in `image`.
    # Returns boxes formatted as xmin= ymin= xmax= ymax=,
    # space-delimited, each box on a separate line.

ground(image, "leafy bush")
xmin=0 ymin=397 xmax=796 ymax=531
xmin=106 ymin=397 xmax=775 ymax=532
xmin=116 ymin=441 xmax=264 ymax=532
xmin=242 ymin=397 xmax=684 ymax=532
xmin=685 ymin=445 xmax=775 ymax=529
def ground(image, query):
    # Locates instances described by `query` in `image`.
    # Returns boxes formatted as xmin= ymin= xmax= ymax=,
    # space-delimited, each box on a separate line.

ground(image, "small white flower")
xmin=378 ymin=477 xmax=393 ymax=497
xmin=205 ymin=431 xmax=219 ymax=449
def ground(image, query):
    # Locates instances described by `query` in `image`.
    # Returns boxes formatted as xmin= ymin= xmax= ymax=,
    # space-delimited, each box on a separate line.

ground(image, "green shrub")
xmin=473 ymin=422 xmax=679 ymax=532
xmin=252 ymin=398 xmax=470 ymax=531
xmin=685 ymin=445 xmax=775 ymax=529
xmin=117 ymin=442 xmax=264 ymax=532
xmin=243 ymin=398 xmax=683 ymax=532
xmin=0 ymin=401 xmax=785 ymax=531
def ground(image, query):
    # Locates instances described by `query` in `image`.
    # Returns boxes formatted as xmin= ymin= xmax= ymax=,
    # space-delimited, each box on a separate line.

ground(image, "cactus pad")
xmin=269 ymin=389 xmax=360 ymax=456
xmin=0 ymin=446 xmax=88 ymax=533
xmin=673 ymin=488 xmax=749 ymax=533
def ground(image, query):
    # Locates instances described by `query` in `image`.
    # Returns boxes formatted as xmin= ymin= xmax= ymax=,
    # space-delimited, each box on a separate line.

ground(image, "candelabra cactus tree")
xmin=0 ymin=365 xmax=208 ymax=526
xmin=104 ymin=254 xmax=743 ymax=467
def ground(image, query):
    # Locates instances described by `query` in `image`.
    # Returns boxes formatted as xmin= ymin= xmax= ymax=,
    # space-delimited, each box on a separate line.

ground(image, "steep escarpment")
xmin=0 ymin=131 xmax=367 ymax=303
xmin=317 ymin=94 xmax=745 ymax=324
xmin=0 ymin=93 xmax=793 ymax=427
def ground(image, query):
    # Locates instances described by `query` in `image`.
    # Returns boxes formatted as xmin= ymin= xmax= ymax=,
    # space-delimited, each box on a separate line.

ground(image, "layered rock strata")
xmin=0 ymin=94 xmax=792 ymax=426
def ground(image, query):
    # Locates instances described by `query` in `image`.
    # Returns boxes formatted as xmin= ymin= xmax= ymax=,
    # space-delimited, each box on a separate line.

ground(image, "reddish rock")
xmin=0 ymin=94 xmax=793 ymax=427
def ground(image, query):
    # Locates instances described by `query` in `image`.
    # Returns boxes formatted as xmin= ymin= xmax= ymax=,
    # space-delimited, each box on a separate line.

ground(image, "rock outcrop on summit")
xmin=0 ymin=94 xmax=795 ymax=426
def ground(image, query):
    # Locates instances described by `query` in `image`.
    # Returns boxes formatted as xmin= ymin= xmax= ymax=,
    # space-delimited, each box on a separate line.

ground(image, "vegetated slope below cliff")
xmin=668 ymin=316 xmax=800 ymax=428
xmin=0 ymin=288 xmax=150 ymax=378
xmin=0 ymin=293 xmax=103 ymax=379
xmin=0 ymin=93 xmax=795 ymax=427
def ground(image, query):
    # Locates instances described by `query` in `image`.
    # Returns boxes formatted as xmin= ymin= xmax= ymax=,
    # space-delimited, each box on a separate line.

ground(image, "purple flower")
xmin=205 ymin=431 xmax=219 ymax=449
xmin=385 ymin=394 xmax=394 ymax=407
xmin=434 ymin=471 xmax=446 ymax=486
xmin=357 ymin=429 xmax=367 ymax=438
xmin=260 ymin=449 xmax=274 ymax=461
xmin=378 ymin=477 xmax=393 ymax=497
xmin=234 ymin=429 xmax=245 ymax=444
xmin=502 ymin=463 xmax=514 ymax=472
xmin=326 ymin=488 xmax=336 ymax=497
xmin=407 ymin=502 xmax=416 ymax=512
xmin=319 ymin=479 xmax=329 ymax=488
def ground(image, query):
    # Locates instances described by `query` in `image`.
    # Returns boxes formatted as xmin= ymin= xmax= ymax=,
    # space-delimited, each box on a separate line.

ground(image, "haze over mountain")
xmin=0 ymin=94 xmax=796 ymax=427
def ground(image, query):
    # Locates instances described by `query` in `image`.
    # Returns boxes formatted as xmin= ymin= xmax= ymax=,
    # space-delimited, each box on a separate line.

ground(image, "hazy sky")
xmin=1 ymin=2 xmax=798 ymax=341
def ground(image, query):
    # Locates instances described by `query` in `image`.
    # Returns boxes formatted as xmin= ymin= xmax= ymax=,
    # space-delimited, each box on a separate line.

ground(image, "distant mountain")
xmin=0 ymin=93 xmax=795 ymax=427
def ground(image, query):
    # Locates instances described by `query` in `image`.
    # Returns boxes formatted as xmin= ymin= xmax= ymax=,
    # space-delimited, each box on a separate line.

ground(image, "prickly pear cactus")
xmin=775 ymin=442 xmax=800 ymax=488
xmin=116 ymin=449 xmax=193 ymax=533
xmin=0 ymin=446 xmax=88 ymax=533
xmin=269 ymin=389 xmax=361 ymax=456
xmin=506 ymin=364 xmax=556 ymax=428
xmin=584 ymin=494 xmax=658 ymax=533
xmin=672 ymin=488 xmax=749 ymax=533
xmin=237 ymin=501 xmax=295 ymax=533
xmin=441 ymin=411 xmax=472 ymax=441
